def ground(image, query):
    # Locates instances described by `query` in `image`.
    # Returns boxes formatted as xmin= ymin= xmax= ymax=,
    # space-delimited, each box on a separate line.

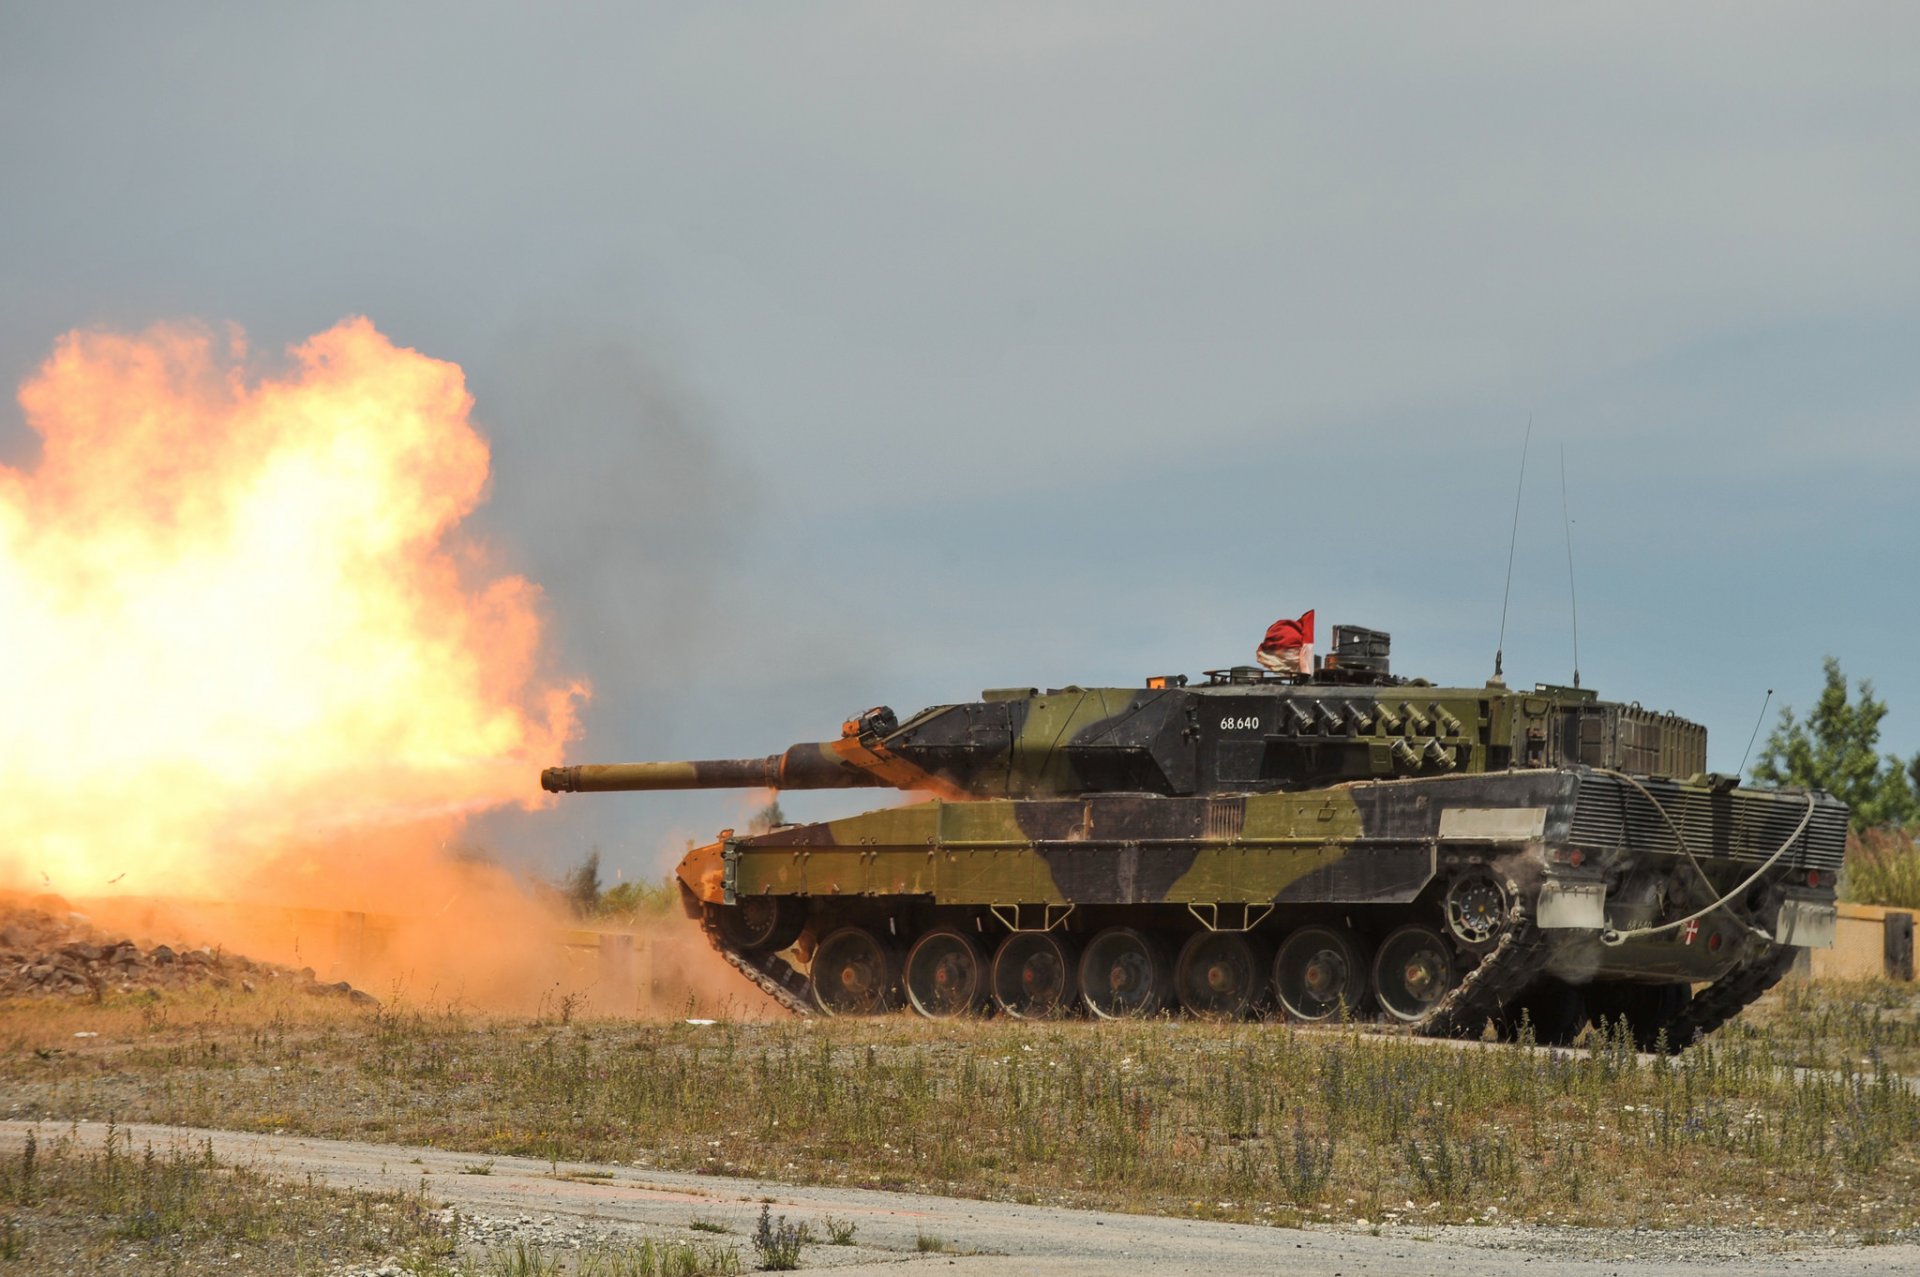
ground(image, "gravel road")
xmin=2 ymin=1120 xmax=1913 ymax=1276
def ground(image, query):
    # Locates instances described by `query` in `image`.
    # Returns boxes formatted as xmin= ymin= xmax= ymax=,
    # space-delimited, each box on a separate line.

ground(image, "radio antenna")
xmin=1559 ymin=443 xmax=1580 ymax=689
xmin=1738 ymin=688 xmax=1774 ymax=779
xmin=1493 ymin=416 xmax=1531 ymax=683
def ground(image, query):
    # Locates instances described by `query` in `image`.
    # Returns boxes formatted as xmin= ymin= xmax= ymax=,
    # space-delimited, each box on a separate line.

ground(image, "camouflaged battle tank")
xmin=543 ymin=626 xmax=1847 ymax=1048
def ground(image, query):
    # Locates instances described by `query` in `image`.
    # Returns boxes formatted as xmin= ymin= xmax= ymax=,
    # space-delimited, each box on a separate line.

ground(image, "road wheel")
xmin=904 ymin=927 xmax=988 ymax=1019
xmin=1174 ymin=931 xmax=1267 ymax=1018
xmin=810 ymin=926 xmax=899 ymax=1016
xmin=1078 ymin=927 xmax=1171 ymax=1019
xmin=1273 ymin=925 xmax=1371 ymax=1022
xmin=1372 ymin=925 xmax=1456 ymax=1024
xmin=990 ymin=931 xmax=1078 ymax=1019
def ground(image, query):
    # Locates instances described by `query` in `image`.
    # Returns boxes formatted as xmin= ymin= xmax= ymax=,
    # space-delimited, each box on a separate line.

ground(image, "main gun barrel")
xmin=541 ymin=743 xmax=891 ymax=794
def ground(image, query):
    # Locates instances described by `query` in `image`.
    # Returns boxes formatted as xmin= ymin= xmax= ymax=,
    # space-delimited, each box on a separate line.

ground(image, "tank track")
xmin=1409 ymin=888 xmax=1545 ymax=1039
xmin=701 ymin=894 xmax=1548 ymax=1031
xmin=1648 ymin=943 xmax=1799 ymax=1054
xmin=698 ymin=910 xmax=815 ymax=1017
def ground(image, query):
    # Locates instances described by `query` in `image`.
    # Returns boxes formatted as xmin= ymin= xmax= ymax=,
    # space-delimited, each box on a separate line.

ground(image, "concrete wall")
xmin=1804 ymin=902 xmax=1915 ymax=981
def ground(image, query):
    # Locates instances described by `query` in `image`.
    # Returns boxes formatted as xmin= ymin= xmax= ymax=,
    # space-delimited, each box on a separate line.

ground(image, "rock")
xmin=149 ymin=945 xmax=177 ymax=965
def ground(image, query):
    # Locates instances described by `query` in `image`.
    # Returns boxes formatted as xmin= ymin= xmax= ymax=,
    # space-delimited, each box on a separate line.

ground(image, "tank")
xmin=543 ymin=625 xmax=1847 ymax=1048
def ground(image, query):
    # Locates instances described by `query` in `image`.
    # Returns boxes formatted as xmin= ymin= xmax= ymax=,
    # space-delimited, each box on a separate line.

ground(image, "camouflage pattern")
xmin=544 ymin=649 xmax=1847 ymax=1043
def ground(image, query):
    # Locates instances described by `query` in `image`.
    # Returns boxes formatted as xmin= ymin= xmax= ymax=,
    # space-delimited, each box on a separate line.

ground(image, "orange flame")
xmin=0 ymin=317 xmax=584 ymax=902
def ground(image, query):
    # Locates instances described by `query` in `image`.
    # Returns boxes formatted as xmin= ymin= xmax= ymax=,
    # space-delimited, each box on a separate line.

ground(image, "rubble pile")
xmin=0 ymin=901 xmax=377 ymax=1005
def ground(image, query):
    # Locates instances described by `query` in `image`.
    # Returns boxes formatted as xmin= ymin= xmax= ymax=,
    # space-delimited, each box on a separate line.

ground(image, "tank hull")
xmin=681 ymin=767 xmax=1845 ymax=1046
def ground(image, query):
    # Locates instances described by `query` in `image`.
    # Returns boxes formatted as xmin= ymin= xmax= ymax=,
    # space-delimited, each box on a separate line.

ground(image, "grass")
xmin=1845 ymin=827 xmax=1920 ymax=910
xmin=1731 ymin=977 xmax=1920 ymax=1075
xmin=4 ymin=978 xmax=1920 ymax=1238
xmin=0 ymin=1121 xmax=457 ymax=1273
xmin=476 ymin=1238 xmax=742 ymax=1277
xmin=466 ymin=1238 xmax=741 ymax=1277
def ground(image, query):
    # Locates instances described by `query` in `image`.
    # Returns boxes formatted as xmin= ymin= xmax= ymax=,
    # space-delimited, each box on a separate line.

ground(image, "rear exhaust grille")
xmin=1569 ymin=773 xmax=1848 ymax=872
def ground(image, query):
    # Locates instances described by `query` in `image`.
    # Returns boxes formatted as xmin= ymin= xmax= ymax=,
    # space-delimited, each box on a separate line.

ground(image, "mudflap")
xmin=1538 ymin=878 xmax=1606 ymax=930
xmin=1774 ymin=894 xmax=1836 ymax=949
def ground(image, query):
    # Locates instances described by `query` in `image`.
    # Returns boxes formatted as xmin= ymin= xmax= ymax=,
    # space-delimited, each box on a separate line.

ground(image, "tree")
xmin=1750 ymin=657 xmax=1919 ymax=830
xmin=749 ymin=798 xmax=786 ymax=833
xmin=560 ymin=849 xmax=603 ymax=918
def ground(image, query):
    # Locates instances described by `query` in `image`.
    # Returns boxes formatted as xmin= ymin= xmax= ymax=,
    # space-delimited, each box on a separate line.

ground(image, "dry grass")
xmin=0 ymin=1120 xmax=456 ymax=1273
xmin=4 ymin=978 xmax=1920 ymax=1237
xmin=1730 ymin=977 xmax=1920 ymax=1074
xmin=1845 ymin=828 xmax=1920 ymax=910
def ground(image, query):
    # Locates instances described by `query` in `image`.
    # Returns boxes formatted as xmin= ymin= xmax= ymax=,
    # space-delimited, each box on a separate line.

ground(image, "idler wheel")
xmin=904 ymin=927 xmax=988 ymax=1019
xmin=1174 ymin=931 xmax=1267 ymax=1019
xmin=1077 ymin=927 xmax=1171 ymax=1020
xmin=712 ymin=896 xmax=806 ymax=953
xmin=990 ymin=931 xmax=1078 ymax=1019
xmin=1372 ymin=925 xmax=1457 ymax=1023
xmin=1443 ymin=869 xmax=1511 ymax=951
xmin=810 ymin=926 xmax=900 ymax=1016
xmin=1273 ymin=925 xmax=1371 ymax=1022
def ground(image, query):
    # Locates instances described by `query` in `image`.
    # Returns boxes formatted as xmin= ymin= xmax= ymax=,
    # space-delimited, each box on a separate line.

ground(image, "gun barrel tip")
xmin=540 ymin=766 xmax=573 ymax=793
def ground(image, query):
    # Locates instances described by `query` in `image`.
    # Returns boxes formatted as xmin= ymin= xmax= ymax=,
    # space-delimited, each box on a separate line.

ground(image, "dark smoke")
xmin=459 ymin=324 xmax=760 ymax=875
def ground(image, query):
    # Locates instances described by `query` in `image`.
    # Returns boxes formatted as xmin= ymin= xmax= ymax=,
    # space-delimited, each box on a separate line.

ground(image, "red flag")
xmin=1256 ymin=609 xmax=1315 ymax=675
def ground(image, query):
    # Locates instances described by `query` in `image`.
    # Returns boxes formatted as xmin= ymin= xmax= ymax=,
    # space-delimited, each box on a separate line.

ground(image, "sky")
xmin=3 ymin=3 xmax=1917 ymax=884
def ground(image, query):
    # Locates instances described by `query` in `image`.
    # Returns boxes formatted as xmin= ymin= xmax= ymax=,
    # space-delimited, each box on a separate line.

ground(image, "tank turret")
xmin=544 ymin=635 xmax=1708 ymax=800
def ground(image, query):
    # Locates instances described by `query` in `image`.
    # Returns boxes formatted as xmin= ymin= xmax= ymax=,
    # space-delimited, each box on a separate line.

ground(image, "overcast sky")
xmin=4 ymin=4 xmax=1917 ymax=881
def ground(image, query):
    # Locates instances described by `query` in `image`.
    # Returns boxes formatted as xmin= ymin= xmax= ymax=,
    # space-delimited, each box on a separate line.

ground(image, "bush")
xmin=1844 ymin=827 xmax=1920 ymax=909
xmin=596 ymin=877 xmax=683 ymax=921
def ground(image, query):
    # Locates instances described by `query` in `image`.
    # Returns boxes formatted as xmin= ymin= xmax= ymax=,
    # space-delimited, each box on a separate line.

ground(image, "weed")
xmin=487 ymin=1238 xmax=563 ymax=1276
xmin=822 ymin=1214 xmax=857 ymax=1245
xmin=1278 ymin=1114 xmax=1334 ymax=1205
xmin=752 ymin=1204 xmax=804 ymax=1270
xmin=460 ymin=1160 xmax=495 ymax=1175
xmin=916 ymin=1232 xmax=948 ymax=1252
xmin=573 ymin=1238 xmax=742 ymax=1277
xmin=688 ymin=1213 xmax=731 ymax=1234
xmin=13 ymin=1131 xmax=33 ymax=1207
